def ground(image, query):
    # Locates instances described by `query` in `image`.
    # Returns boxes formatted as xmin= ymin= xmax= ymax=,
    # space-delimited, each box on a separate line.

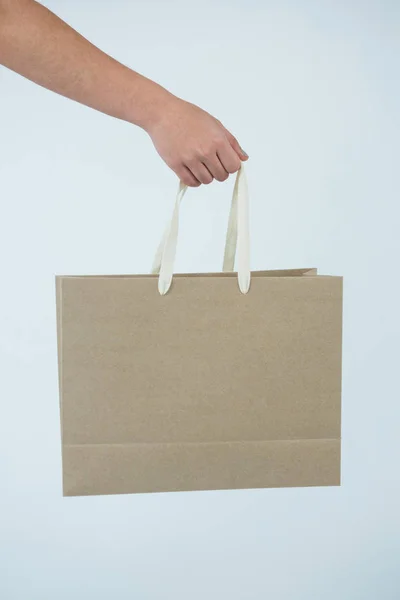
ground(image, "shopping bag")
xmin=56 ymin=167 xmax=342 ymax=496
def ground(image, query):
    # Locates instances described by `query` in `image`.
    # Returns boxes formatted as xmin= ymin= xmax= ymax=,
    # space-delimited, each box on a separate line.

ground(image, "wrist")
xmin=125 ymin=77 xmax=176 ymax=133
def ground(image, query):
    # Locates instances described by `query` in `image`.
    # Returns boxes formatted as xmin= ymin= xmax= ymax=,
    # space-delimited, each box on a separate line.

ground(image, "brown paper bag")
xmin=56 ymin=167 xmax=342 ymax=496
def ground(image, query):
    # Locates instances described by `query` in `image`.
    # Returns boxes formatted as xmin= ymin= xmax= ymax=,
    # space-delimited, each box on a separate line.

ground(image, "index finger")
xmin=217 ymin=139 xmax=242 ymax=174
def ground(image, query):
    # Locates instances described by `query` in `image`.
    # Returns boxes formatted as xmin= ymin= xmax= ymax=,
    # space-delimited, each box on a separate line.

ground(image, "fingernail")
xmin=241 ymin=148 xmax=249 ymax=158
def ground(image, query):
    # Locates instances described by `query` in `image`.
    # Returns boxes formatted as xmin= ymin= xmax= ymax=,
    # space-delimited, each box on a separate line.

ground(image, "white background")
xmin=1 ymin=0 xmax=399 ymax=598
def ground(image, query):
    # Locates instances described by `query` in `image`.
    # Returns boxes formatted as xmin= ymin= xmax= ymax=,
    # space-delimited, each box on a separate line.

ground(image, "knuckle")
xmin=202 ymin=148 xmax=215 ymax=161
xmin=213 ymin=170 xmax=225 ymax=182
xmin=218 ymin=171 xmax=229 ymax=182
xmin=184 ymin=156 xmax=197 ymax=167
xmin=179 ymin=171 xmax=197 ymax=187
xmin=227 ymin=159 xmax=241 ymax=174
xmin=215 ymin=136 xmax=228 ymax=150
xmin=202 ymin=139 xmax=221 ymax=158
xmin=203 ymin=174 xmax=213 ymax=185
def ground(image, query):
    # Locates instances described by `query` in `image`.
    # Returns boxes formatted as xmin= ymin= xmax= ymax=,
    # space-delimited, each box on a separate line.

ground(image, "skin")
xmin=0 ymin=0 xmax=248 ymax=187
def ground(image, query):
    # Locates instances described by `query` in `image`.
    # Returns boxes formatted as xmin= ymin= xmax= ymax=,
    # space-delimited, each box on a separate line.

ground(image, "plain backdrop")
xmin=1 ymin=0 xmax=399 ymax=598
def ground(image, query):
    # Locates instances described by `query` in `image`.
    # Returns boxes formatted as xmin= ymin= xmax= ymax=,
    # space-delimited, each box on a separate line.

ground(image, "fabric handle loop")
xmin=152 ymin=165 xmax=250 ymax=295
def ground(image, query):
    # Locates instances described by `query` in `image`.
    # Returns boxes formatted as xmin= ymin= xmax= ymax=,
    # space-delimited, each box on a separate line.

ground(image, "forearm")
xmin=0 ymin=0 xmax=171 ymax=130
xmin=0 ymin=0 xmax=247 ymax=187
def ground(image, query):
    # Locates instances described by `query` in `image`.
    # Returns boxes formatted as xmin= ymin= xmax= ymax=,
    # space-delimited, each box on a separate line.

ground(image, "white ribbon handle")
xmin=152 ymin=164 xmax=250 ymax=295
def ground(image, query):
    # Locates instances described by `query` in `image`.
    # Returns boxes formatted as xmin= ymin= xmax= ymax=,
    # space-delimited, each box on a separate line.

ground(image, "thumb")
xmin=224 ymin=129 xmax=249 ymax=161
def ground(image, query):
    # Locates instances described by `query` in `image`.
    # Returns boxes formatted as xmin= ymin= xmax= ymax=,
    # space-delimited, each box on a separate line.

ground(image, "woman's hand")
xmin=147 ymin=96 xmax=248 ymax=187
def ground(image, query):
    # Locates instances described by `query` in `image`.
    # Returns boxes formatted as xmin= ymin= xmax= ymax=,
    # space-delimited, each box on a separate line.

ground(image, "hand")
xmin=146 ymin=96 xmax=248 ymax=187
xmin=0 ymin=1 xmax=248 ymax=186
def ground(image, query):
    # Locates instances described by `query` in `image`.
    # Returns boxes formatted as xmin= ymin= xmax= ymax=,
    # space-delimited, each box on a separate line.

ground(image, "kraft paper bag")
xmin=56 ymin=167 xmax=342 ymax=497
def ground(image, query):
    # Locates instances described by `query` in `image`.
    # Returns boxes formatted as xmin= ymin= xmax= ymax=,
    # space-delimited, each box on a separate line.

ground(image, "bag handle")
xmin=152 ymin=164 xmax=250 ymax=295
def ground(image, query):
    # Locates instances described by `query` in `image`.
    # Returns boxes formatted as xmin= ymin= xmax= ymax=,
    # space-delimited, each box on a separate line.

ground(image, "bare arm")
xmin=0 ymin=0 xmax=248 ymax=186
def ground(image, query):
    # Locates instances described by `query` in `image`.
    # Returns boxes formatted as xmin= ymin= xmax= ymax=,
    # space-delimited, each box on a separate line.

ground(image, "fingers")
xmin=173 ymin=129 xmax=248 ymax=187
xmin=175 ymin=164 xmax=201 ymax=187
xmin=222 ymin=128 xmax=249 ymax=162
xmin=188 ymin=133 xmax=245 ymax=184
xmin=188 ymin=162 xmax=214 ymax=185
xmin=203 ymin=154 xmax=229 ymax=182
xmin=215 ymin=139 xmax=242 ymax=175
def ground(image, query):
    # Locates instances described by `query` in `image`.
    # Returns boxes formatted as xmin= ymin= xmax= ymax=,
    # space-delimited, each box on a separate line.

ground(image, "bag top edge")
xmin=55 ymin=269 xmax=342 ymax=280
